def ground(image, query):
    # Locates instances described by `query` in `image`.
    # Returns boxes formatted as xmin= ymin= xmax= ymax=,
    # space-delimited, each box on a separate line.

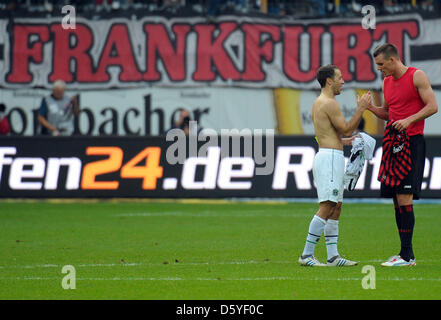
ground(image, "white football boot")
xmin=298 ymin=255 xmax=326 ymax=267
xmin=326 ymin=255 xmax=358 ymax=266
xmin=381 ymin=255 xmax=416 ymax=267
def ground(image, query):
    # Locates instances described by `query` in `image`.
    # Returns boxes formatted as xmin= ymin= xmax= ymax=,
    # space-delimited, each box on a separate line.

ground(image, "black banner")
xmin=0 ymin=135 xmax=440 ymax=198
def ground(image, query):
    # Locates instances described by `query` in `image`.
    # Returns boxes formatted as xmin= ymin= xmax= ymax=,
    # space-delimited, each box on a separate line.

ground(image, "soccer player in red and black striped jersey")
xmin=368 ymin=43 xmax=438 ymax=266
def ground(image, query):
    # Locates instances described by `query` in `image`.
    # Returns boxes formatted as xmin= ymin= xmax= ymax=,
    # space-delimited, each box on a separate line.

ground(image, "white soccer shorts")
xmin=313 ymin=148 xmax=345 ymax=203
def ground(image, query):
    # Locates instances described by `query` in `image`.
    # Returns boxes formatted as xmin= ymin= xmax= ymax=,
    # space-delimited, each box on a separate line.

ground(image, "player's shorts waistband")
xmin=318 ymin=148 xmax=343 ymax=155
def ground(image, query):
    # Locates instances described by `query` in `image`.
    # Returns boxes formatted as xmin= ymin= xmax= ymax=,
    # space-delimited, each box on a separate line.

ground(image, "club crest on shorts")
xmin=333 ymin=189 xmax=339 ymax=196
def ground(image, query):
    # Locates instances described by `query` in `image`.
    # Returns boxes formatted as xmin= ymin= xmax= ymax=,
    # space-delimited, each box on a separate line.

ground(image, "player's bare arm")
xmin=327 ymin=92 xmax=371 ymax=136
xmin=392 ymin=70 xmax=438 ymax=131
xmin=367 ymin=85 xmax=389 ymax=121
xmin=341 ymin=136 xmax=357 ymax=146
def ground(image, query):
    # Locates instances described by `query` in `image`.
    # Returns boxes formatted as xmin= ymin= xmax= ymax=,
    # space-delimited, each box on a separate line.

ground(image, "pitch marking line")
xmin=2 ymin=260 xmax=291 ymax=269
xmin=114 ymin=211 xmax=311 ymax=218
xmin=2 ymin=276 xmax=441 ymax=281
xmin=0 ymin=259 xmax=431 ymax=270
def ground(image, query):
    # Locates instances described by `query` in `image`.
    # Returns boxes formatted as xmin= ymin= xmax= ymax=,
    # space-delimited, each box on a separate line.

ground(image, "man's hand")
xmin=357 ymin=91 xmax=372 ymax=110
xmin=341 ymin=134 xmax=359 ymax=146
xmin=392 ymin=118 xmax=411 ymax=132
xmin=52 ymin=128 xmax=60 ymax=136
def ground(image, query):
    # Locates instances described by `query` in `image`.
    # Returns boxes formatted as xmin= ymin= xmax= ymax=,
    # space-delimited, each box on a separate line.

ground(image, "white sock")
xmin=302 ymin=215 xmax=327 ymax=257
xmin=324 ymin=219 xmax=339 ymax=260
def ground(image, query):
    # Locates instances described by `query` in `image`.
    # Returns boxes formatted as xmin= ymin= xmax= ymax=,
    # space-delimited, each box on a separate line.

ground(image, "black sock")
xmin=399 ymin=205 xmax=415 ymax=261
xmin=394 ymin=206 xmax=402 ymax=237
xmin=394 ymin=206 xmax=403 ymax=256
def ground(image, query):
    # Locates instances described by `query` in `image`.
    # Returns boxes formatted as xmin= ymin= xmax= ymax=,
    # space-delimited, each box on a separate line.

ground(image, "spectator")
xmin=168 ymin=109 xmax=203 ymax=136
xmin=207 ymin=0 xmax=222 ymax=16
xmin=0 ymin=103 xmax=11 ymax=136
xmin=308 ymin=0 xmax=327 ymax=16
xmin=226 ymin=0 xmax=247 ymax=12
xmin=171 ymin=109 xmax=192 ymax=135
xmin=267 ymin=0 xmax=281 ymax=15
xmin=38 ymin=80 xmax=80 ymax=136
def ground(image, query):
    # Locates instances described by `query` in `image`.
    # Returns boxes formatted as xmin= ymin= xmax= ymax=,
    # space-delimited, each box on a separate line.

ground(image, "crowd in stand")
xmin=1 ymin=0 xmax=440 ymax=18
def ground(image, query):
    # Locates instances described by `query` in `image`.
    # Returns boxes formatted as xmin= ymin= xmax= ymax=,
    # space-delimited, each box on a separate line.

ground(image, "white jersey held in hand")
xmin=344 ymin=132 xmax=376 ymax=191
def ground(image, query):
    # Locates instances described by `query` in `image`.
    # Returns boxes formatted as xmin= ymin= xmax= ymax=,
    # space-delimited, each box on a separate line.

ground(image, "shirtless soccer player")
xmin=299 ymin=65 xmax=371 ymax=267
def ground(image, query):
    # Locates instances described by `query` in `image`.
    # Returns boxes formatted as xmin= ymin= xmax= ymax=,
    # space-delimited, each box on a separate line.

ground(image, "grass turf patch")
xmin=1 ymin=201 xmax=440 ymax=299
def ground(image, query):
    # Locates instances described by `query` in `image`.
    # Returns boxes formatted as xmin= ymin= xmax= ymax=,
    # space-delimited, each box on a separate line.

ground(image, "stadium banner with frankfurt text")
xmin=1 ymin=135 xmax=441 ymax=199
xmin=1 ymin=14 xmax=441 ymax=90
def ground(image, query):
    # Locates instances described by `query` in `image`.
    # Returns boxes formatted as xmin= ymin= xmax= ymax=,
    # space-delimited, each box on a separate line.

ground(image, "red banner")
xmin=1 ymin=14 xmax=438 ymax=90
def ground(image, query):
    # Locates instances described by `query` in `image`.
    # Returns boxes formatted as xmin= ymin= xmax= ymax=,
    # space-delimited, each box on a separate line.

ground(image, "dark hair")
xmin=373 ymin=43 xmax=399 ymax=59
xmin=0 ymin=103 xmax=6 ymax=112
xmin=316 ymin=64 xmax=338 ymax=88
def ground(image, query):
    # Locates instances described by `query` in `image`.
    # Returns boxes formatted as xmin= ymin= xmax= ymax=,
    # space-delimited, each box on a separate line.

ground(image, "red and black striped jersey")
xmin=377 ymin=121 xmax=412 ymax=187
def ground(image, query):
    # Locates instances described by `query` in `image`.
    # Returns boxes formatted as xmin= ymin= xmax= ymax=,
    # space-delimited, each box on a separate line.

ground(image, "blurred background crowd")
xmin=1 ymin=0 xmax=440 ymax=18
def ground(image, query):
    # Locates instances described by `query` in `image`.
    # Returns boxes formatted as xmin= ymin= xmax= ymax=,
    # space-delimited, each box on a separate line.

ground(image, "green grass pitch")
xmin=1 ymin=200 xmax=440 ymax=300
